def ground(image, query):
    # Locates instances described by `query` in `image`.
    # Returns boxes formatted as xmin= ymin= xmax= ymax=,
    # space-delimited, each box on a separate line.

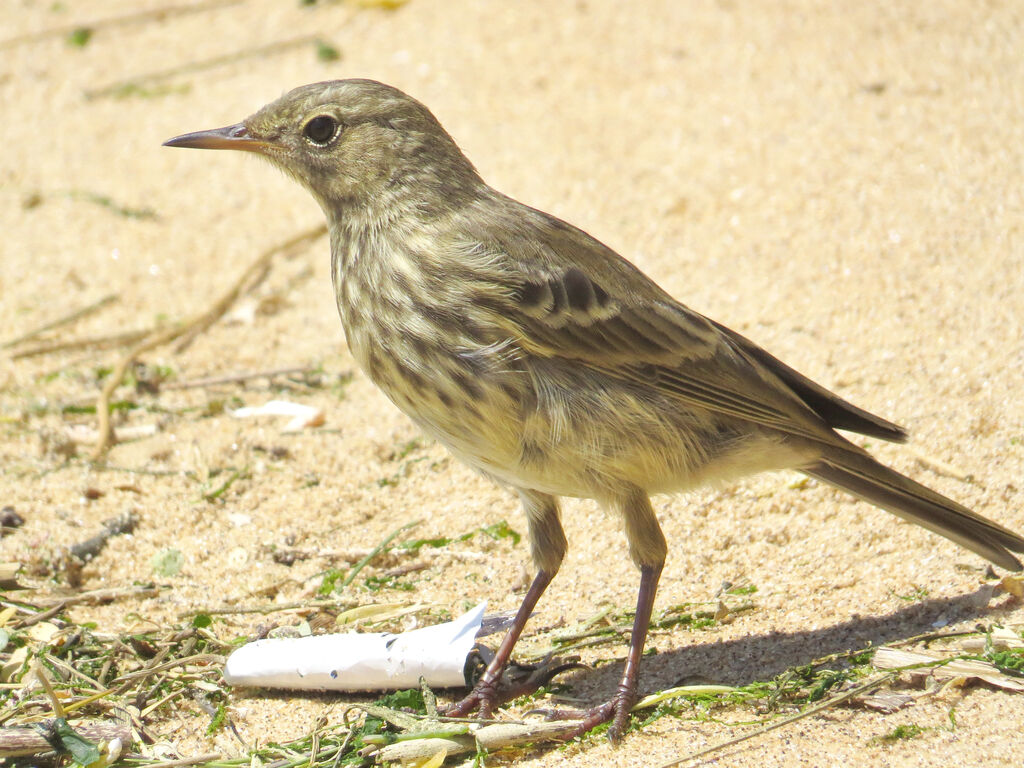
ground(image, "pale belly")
xmin=356 ymin=335 xmax=814 ymax=501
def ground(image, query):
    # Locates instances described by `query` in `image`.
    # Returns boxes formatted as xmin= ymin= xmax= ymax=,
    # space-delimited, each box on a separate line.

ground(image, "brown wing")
xmin=508 ymin=270 xmax=834 ymax=442
xmin=468 ymin=199 xmax=905 ymax=444
xmin=707 ymin=318 xmax=907 ymax=442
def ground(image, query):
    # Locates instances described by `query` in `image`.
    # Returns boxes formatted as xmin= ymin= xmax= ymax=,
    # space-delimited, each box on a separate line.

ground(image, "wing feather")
xmin=507 ymin=272 xmax=829 ymax=440
xmin=460 ymin=197 xmax=902 ymax=444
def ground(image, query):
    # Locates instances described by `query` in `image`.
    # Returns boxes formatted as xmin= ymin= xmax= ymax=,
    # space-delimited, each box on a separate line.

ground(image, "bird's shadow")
xmin=548 ymin=584 xmax=1010 ymax=701
xmin=231 ymin=585 xmax=1013 ymax=724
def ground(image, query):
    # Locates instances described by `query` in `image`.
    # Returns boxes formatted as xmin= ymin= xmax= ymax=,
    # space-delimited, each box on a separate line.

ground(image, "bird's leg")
xmin=578 ymin=562 xmax=663 ymax=740
xmin=444 ymin=491 xmax=566 ymax=719
xmin=446 ymin=567 xmax=555 ymax=718
xmin=543 ymin=490 xmax=666 ymax=742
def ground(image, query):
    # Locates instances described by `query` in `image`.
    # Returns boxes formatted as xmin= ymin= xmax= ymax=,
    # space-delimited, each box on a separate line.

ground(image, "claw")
xmin=530 ymin=695 xmax=633 ymax=742
xmin=522 ymin=696 xmax=635 ymax=742
xmin=443 ymin=685 xmax=497 ymax=719
xmin=450 ymin=563 xmax=659 ymax=743
xmin=444 ymin=652 xmax=583 ymax=720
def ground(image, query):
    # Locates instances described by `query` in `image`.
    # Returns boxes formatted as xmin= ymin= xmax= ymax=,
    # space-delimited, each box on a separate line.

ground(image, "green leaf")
xmin=399 ymin=520 xmax=521 ymax=552
xmin=879 ymin=723 xmax=925 ymax=742
xmin=374 ymin=687 xmax=426 ymax=713
xmin=479 ymin=520 xmax=521 ymax=545
xmin=318 ymin=567 xmax=347 ymax=595
xmin=399 ymin=535 xmax=451 ymax=552
xmin=151 ymin=548 xmax=184 ymax=577
xmin=990 ymin=648 xmax=1024 ymax=673
xmin=364 ymin=574 xmax=414 ymax=592
xmin=725 ymin=583 xmax=758 ymax=596
xmin=52 ymin=718 xmax=101 ymax=765
xmin=807 ymin=670 xmax=848 ymax=702
xmin=192 ymin=613 xmax=213 ymax=628
xmin=66 ymin=27 xmax=92 ymax=47
xmin=205 ymin=703 xmax=227 ymax=735
xmin=316 ymin=40 xmax=340 ymax=62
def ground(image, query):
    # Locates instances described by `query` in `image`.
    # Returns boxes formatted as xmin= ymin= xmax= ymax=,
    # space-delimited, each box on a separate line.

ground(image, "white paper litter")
xmin=223 ymin=602 xmax=485 ymax=691
xmin=230 ymin=400 xmax=324 ymax=431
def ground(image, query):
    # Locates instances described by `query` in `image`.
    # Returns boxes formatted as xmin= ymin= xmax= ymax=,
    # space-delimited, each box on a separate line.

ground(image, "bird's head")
xmin=164 ymin=79 xmax=482 ymax=221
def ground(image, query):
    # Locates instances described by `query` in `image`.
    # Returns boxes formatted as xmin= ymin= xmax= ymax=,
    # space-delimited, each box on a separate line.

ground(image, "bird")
xmin=165 ymin=79 xmax=1024 ymax=741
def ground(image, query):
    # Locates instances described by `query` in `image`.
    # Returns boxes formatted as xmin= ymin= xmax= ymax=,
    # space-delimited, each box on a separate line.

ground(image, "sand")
xmin=2 ymin=1 xmax=1023 ymax=766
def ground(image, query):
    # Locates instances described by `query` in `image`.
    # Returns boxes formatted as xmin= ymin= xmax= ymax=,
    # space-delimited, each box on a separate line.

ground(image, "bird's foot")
xmin=444 ymin=682 xmax=499 ymax=719
xmin=531 ymin=689 xmax=636 ymax=743
xmin=444 ymin=652 xmax=584 ymax=719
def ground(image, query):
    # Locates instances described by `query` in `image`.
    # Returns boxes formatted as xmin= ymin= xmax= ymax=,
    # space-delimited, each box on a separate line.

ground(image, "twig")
xmin=905 ymin=446 xmax=972 ymax=483
xmin=891 ymin=628 xmax=981 ymax=647
xmin=2 ymin=294 xmax=118 ymax=349
xmin=520 ymin=634 xmax=622 ymax=659
xmin=60 ymin=511 xmax=139 ymax=586
xmin=61 ymin=190 xmax=157 ymax=220
xmin=382 ymin=561 xmax=430 ymax=578
xmin=0 ymin=0 xmax=242 ymax=50
xmin=173 ymin=223 xmax=327 ymax=353
xmin=41 ymin=653 xmax=104 ymax=692
xmin=11 ymin=329 xmax=151 ymax=359
xmin=85 ymin=35 xmax=324 ymax=100
xmin=142 ymin=752 xmax=223 ymax=768
xmin=139 ymin=687 xmax=188 ymax=719
xmin=267 ymin=546 xmax=379 ymax=565
xmin=33 ymin=662 xmax=66 ymax=718
xmin=89 ymin=224 xmax=326 ymax=459
xmin=89 ymin=465 xmax=196 ymax=478
xmin=90 ymin=327 xmax=181 ymax=461
xmin=0 ymin=720 xmax=131 ymax=759
xmin=178 ymin=598 xmax=357 ymax=618
xmin=341 ymin=521 xmax=422 ymax=588
xmin=61 ymin=688 xmax=122 ymax=716
xmin=269 ymin=543 xmax=488 ymax=566
xmin=656 ymin=671 xmax=899 ymax=768
xmin=34 ymin=585 xmax=161 ymax=608
xmin=111 ymin=653 xmax=224 ymax=682
xmin=370 ymin=720 xmax=587 ymax=762
xmin=16 ymin=602 xmax=66 ymax=628
xmin=68 ymin=511 xmax=138 ymax=563
xmin=161 ymin=366 xmax=317 ymax=390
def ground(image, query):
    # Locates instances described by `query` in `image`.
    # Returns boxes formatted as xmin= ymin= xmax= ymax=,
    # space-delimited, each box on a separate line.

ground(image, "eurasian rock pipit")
xmin=166 ymin=79 xmax=1024 ymax=740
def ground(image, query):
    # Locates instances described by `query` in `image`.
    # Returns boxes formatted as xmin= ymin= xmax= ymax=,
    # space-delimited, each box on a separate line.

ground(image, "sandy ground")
xmin=3 ymin=1 xmax=1024 ymax=766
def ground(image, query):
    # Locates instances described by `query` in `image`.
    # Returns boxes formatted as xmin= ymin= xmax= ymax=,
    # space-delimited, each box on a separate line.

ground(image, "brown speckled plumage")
xmin=165 ymin=79 xmax=1024 ymax=740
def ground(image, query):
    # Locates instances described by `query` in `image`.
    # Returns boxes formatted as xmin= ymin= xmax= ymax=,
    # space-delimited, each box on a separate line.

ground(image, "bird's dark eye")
xmin=303 ymin=115 xmax=339 ymax=145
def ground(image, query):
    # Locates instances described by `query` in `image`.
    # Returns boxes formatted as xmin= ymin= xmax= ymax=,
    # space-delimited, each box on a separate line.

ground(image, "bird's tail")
xmin=804 ymin=448 xmax=1024 ymax=572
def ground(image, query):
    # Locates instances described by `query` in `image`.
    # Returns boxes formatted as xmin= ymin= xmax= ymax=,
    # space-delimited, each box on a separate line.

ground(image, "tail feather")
xmin=805 ymin=449 xmax=1024 ymax=572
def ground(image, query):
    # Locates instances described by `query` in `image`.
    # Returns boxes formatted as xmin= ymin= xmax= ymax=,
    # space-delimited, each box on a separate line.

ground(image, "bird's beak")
xmin=163 ymin=123 xmax=270 ymax=153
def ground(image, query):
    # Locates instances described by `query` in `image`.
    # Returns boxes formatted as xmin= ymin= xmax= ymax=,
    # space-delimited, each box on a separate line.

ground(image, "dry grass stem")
xmin=85 ymin=36 xmax=338 ymax=100
xmin=2 ymin=294 xmax=118 ymax=349
xmin=0 ymin=0 xmax=242 ymax=50
xmin=657 ymin=672 xmax=900 ymax=768
xmin=89 ymin=224 xmax=326 ymax=459
xmin=0 ymin=720 xmax=132 ymax=759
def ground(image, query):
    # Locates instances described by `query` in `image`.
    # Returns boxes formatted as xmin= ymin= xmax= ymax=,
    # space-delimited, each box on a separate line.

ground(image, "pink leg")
xmin=444 ymin=568 xmax=555 ymax=718
xmin=541 ymin=562 xmax=663 ymax=742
